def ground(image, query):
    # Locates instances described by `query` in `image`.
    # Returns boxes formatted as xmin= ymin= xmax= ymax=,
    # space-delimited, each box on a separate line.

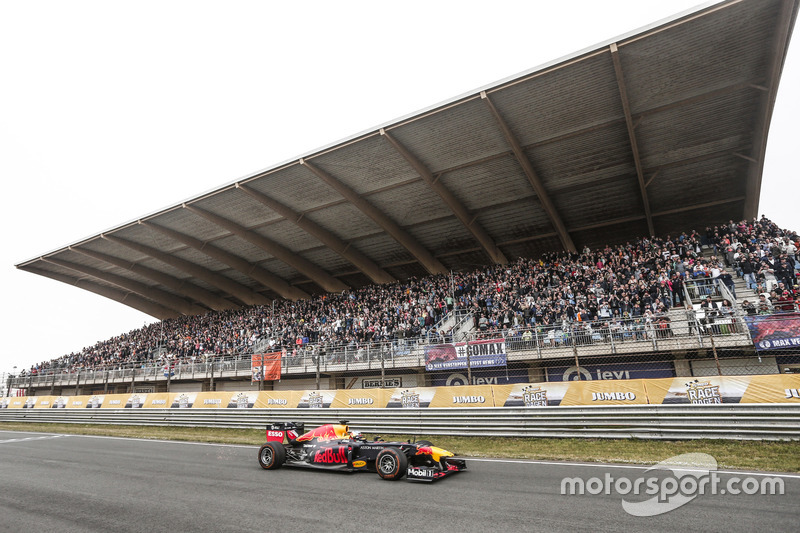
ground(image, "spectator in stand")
xmin=757 ymin=293 xmax=773 ymax=315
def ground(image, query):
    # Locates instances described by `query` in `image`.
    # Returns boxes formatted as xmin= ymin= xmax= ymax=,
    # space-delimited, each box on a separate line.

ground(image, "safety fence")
xmin=1 ymin=404 xmax=798 ymax=441
xmin=4 ymin=373 xmax=800 ymax=409
xmin=9 ymin=311 xmax=800 ymax=396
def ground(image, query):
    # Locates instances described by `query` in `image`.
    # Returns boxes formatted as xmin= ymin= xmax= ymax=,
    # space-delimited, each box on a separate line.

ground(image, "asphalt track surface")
xmin=0 ymin=430 xmax=797 ymax=533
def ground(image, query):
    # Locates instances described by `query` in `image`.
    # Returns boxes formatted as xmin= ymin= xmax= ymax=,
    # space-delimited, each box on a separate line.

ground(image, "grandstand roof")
xmin=16 ymin=0 xmax=799 ymax=319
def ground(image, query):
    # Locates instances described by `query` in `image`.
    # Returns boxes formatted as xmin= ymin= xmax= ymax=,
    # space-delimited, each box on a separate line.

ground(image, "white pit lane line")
xmin=0 ymin=434 xmax=68 ymax=445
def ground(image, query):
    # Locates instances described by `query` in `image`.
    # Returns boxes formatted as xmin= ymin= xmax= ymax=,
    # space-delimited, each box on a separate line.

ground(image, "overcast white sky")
xmin=1 ymin=0 xmax=797 ymax=375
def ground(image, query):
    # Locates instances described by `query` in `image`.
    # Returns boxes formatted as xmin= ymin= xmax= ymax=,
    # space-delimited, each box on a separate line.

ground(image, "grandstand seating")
xmin=10 ymin=216 xmax=798 ymax=392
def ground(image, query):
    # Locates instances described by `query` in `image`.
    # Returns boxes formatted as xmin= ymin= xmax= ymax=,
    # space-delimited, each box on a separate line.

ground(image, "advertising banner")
xmin=124 ymin=393 xmax=148 ymax=409
xmin=252 ymin=352 xmax=282 ymax=382
xmin=428 ymin=385 xmax=495 ymax=408
xmin=430 ymin=367 xmax=530 ymax=387
xmin=191 ymin=392 xmax=234 ymax=409
xmin=66 ymin=396 xmax=94 ymax=408
xmin=740 ymin=374 xmax=800 ymax=403
xmin=494 ymin=382 xmax=572 ymax=407
xmin=745 ymin=314 xmax=800 ymax=351
xmin=560 ymin=379 xmax=649 ymax=406
xmin=386 ymin=387 xmax=439 ymax=408
xmin=98 ymin=394 xmax=129 ymax=409
xmin=253 ymin=391 xmax=300 ymax=409
xmin=424 ymin=338 xmax=507 ymax=372
xmin=142 ymin=393 xmax=173 ymax=408
xmin=29 ymin=396 xmax=55 ymax=408
xmin=330 ymin=389 xmax=391 ymax=408
xmin=227 ymin=391 xmax=258 ymax=408
xmin=296 ymin=390 xmax=337 ymax=409
xmin=643 ymin=376 xmax=752 ymax=404
xmin=9 ymin=374 xmax=800 ymax=411
xmin=6 ymin=397 xmax=29 ymax=409
xmin=545 ymin=362 xmax=675 ymax=382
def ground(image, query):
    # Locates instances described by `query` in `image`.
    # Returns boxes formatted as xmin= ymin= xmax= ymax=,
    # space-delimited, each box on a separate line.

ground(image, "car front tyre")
xmin=376 ymin=448 xmax=407 ymax=480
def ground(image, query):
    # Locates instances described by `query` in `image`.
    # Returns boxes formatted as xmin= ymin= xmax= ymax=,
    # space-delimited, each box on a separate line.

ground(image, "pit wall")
xmin=2 ymin=374 xmax=800 ymax=409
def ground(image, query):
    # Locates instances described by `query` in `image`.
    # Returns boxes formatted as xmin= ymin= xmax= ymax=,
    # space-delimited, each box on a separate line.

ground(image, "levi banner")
xmin=424 ymin=338 xmax=507 ymax=371
xmin=252 ymin=352 xmax=282 ymax=382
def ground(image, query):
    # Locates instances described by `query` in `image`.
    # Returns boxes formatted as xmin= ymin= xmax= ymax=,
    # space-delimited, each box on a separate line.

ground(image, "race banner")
xmin=171 ymin=392 xmax=198 ymax=408
xmin=643 ymin=376 xmax=752 ymax=404
xmin=385 ymin=387 xmax=438 ymax=408
xmin=227 ymin=391 xmax=258 ymax=408
xmin=424 ymin=338 xmax=507 ymax=372
xmin=745 ymin=313 xmax=800 ymax=351
xmin=297 ymin=390 xmax=336 ymax=409
xmin=494 ymin=382 xmax=572 ymax=407
xmin=252 ymin=352 xmax=282 ymax=382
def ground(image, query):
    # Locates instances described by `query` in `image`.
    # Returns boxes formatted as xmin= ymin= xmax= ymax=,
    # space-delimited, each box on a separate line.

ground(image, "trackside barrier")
xmin=1 ymin=405 xmax=799 ymax=440
xmin=3 ymin=374 xmax=800 ymax=409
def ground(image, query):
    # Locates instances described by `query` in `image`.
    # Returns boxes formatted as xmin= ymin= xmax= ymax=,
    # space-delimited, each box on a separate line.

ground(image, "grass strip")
xmin=2 ymin=422 xmax=798 ymax=473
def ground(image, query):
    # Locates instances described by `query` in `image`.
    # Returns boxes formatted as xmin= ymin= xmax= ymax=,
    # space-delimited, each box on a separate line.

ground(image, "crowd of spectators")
xmin=700 ymin=217 xmax=800 ymax=315
xmin=19 ymin=216 xmax=799 ymax=376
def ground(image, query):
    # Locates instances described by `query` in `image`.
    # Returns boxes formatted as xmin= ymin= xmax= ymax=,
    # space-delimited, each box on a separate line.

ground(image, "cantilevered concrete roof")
xmin=17 ymin=0 xmax=799 ymax=319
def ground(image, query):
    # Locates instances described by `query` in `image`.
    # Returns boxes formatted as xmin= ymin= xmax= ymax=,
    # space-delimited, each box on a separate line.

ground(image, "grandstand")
xmin=9 ymin=0 xmax=800 ymax=397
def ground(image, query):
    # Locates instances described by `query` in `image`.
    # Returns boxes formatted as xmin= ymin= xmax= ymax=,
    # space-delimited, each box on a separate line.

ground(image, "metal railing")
xmin=10 ymin=311 xmax=761 ymax=391
xmin=1 ymin=405 xmax=798 ymax=440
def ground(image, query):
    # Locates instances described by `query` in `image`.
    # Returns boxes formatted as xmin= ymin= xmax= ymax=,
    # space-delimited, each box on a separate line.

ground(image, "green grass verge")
xmin=2 ymin=422 xmax=799 ymax=473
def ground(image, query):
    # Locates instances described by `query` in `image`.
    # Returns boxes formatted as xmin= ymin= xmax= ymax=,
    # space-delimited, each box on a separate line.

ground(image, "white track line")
xmin=3 ymin=431 xmax=798 ymax=479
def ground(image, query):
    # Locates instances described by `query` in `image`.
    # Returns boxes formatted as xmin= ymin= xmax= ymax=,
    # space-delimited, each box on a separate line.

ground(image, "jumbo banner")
xmin=253 ymin=391 xmax=300 ymax=408
xmin=560 ymin=379 xmax=649 ymax=406
xmin=741 ymin=374 xmax=800 ymax=403
xmin=330 ymin=389 xmax=391 ymax=408
xmin=745 ymin=314 xmax=800 ymax=351
xmin=100 ymin=394 xmax=132 ymax=409
xmin=424 ymin=338 xmax=507 ymax=372
xmin=191 ymin=392 xmax=234 ymax=409
xmin=428 ymin=385 xmax=495 ymax=408
xmin=252 ymin=352 xmax=282 ymax=382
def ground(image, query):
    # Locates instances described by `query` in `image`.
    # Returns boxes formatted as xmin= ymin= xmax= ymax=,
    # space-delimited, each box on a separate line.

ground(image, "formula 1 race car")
xmin=257 ymin=421 xmax=466 ymax=482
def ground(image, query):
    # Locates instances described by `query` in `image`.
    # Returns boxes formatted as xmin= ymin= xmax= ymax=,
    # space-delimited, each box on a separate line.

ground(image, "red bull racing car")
xmin=257 ymin=421 xmax=466 ymax=482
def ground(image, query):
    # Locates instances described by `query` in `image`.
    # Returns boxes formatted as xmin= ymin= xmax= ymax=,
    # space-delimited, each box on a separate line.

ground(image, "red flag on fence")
xmin=251 ymin=352 xmax=282 ymax=382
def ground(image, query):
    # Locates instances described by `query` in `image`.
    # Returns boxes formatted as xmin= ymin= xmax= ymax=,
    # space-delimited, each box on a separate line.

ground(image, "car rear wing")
xmin=265 ymin=422 xmax=305 ymax=444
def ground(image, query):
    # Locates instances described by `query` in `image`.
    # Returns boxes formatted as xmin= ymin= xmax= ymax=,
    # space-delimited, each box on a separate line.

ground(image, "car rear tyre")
xmin=376 ymin=448 xmax=407 ymax=480
xmin=258 ymin=442 xmax=286 ymax=470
